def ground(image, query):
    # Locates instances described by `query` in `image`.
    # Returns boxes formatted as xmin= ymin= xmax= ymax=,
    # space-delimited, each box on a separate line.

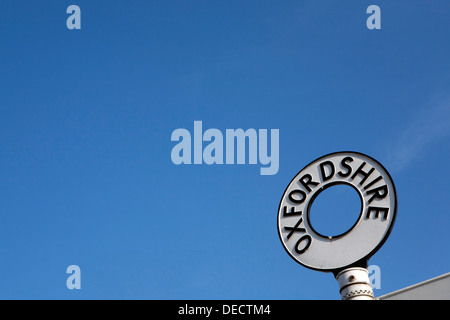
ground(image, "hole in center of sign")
xmin=309 ymin=184 xmax=362 ymax=238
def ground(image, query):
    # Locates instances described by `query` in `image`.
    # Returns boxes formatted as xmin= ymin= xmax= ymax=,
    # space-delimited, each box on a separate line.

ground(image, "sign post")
xmin=277 ymin=152 xmax=397 ymax=300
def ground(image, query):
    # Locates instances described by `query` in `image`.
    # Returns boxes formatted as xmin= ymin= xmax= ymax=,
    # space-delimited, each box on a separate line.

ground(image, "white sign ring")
xmin=277 ymin=152 xmax=397 ymax=272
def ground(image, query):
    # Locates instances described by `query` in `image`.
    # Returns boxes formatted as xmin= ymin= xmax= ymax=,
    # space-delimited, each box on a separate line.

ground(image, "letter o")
xmin=288 ymin=189 xmax=306 ymax=204
xmin=295 ymin=235 xmax=312 ymax=254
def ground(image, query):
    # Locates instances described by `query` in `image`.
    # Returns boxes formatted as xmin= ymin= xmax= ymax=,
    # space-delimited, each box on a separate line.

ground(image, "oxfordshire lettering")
xmin=366 ymin=184 xmax=388 ymax=204
xmin=366 ymin=206 xmax=389 ymax=220
xmin=295 ymin=235 xmax=312 ymax=254
xmin=282 ymin=210 xmax=313 ymax=254
xmin=278 ymin=152 xmax=397 ymax=271
xmin=351 ymin=161 xmax=375 ymax=186
xmin=282 ymin=206 xmax=302 ymax=217
xmin=284 ymin=217 xmax=306 ymax=240
xmin=299 ymin=173 xmax=319 ymax=192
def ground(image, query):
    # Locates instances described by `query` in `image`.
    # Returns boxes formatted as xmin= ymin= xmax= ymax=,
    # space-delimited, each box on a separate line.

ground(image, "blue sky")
xmin=0 ymin=0 xmax=449 ymax=299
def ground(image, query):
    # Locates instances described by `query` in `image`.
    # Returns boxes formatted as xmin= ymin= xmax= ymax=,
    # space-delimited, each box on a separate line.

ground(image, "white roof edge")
xmin=378 ymin=272 xmax=450 ymax=300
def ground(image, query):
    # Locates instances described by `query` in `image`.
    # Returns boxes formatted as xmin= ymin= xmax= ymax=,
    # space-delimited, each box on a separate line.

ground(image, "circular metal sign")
xmin=277 ymin=152 xmax=397 ymax=272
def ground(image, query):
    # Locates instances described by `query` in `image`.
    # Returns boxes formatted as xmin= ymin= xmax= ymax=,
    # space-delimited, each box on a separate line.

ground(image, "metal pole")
xmin=336 ymin=267 xmax=375 ymax=300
